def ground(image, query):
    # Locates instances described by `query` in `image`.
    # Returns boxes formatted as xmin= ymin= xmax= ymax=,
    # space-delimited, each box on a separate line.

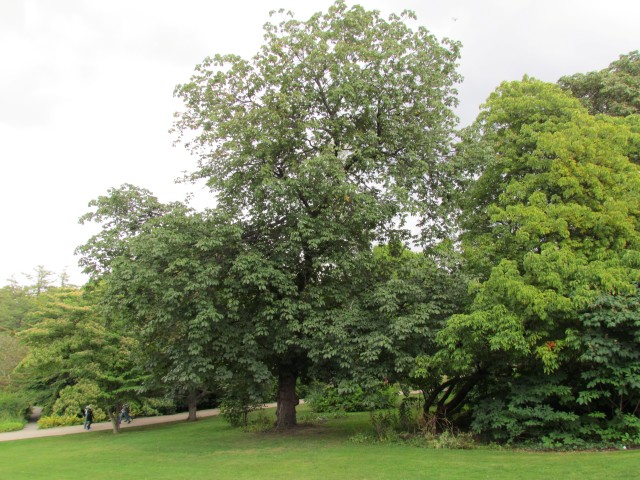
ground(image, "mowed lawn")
xmin=0 ymin=407 xmax=637 ymax=480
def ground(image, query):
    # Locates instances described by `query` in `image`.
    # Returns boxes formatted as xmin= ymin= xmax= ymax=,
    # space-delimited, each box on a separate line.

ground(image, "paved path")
xmin=0 ymin=404 xmax=277 ymax=443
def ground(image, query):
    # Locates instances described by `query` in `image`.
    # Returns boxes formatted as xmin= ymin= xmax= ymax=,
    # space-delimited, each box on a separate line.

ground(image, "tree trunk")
xmin=187 ymin=389 xmax=198 ymax=422
xmin=422 ymin=379 xmax=455 ymax=417
xmin=108 ymin=410 xmax=121 ymax=434
xmin=275 ymin=369 xmax=298 ymax=429
xmin=433 ymin=373 xmax=483 ymax=432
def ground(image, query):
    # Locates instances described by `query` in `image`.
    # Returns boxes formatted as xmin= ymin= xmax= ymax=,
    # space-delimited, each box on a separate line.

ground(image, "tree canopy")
xmin=166 ymin=0 xmax=461 ymax=428
xmin=438 ymin=77 xmax=640 ymax=444
xmin=64 ymin=4 xmax=640 ymax=446
xmin=558 ymin=50 xmax=640 ymax=117
xmin=17 ymin=287 xmax=146 ymax=433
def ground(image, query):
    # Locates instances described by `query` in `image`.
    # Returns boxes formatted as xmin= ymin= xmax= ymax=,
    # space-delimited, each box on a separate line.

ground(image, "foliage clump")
xmin=306 ymin=382 xmax=398 ymax=413
xmin=437 ymin=76 xmax=640 ymax=448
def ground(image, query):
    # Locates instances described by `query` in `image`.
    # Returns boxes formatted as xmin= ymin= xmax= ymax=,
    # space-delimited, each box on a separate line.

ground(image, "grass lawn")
xmin=0 ymin=406 xmax=637 ymax=480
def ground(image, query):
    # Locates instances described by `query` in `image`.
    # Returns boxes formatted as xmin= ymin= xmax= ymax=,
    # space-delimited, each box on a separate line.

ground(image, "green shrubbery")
xmin=37 ymin=415 xmax=83 ymax=429
xmin=0 ymin=391 xmax=30 ymax=432
xmin=369 ymin=410 xmax=398 ymax=441
xmin=241 ymin=411 xmax=274 ymax=433
xmin=0 ymin=391 xmax=31 ymax=420
xmin=38 ymin=408 xmax=107 ymax=429
xmin=51 ymin=380 xmax=102 ymax=418
xmin=306 ymin=383 xmax=398 ymax=413
xmin=0 ymin=419 xmax=25 ymax=433
xmin=398 ymin=396 xmax=423 ymax=433
xmin=365 ymin=396 xmax=480 ymax=449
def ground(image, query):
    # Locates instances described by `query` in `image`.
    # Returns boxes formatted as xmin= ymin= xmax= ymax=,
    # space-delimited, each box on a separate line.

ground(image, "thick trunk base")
xmin=108 ymin=411 xmax=121 ymax=434
xmin=275 ymin=370 xmax=298 ymax=429
xmin=187 ymin=391 xmax=198 ymax=422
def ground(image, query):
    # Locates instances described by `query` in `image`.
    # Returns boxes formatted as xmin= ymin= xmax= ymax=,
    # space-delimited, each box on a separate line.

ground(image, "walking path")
xmin=0 ymin=404 xmax=277 ymax=443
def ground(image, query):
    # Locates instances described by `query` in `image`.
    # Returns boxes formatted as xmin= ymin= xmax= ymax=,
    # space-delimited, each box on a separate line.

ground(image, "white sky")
xmin=1 ymin=0 xmax=638 ymax=287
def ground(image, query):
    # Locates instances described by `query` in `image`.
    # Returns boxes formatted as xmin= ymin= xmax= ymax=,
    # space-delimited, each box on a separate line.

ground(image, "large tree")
xmin=439 ymin=77 xmax=640 ymax=444
xmin=168 ymin=1 xmax=460 ymax=428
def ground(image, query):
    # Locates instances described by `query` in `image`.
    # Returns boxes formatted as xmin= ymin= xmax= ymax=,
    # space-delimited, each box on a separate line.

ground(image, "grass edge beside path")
xmin=0 ymin=408 xmax=639 ymax=480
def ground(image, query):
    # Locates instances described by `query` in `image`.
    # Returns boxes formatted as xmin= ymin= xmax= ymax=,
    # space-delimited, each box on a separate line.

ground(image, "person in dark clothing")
xmin=83 ymin=405 xmax=94 ymax=430
xmin=119 ymin=404 xmax=132 ymax=424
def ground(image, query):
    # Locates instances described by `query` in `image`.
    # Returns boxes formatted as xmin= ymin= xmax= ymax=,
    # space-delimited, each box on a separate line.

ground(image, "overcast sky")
xmin=1 ymin=0 xmax=638 ymax=287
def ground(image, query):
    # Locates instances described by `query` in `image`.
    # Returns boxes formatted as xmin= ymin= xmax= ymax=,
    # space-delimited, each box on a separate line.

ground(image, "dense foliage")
xmin=306 ymin=382 xmax=398 ymax=413
xmin=4 ymin=3 xmax=638 ymax=449
xmin=78 ymin=0 xmax=462 ymax=430
xmin=438 ymin=78 xmax=640 ymax=446
xmin=559 ymin=50 xmax=640 ymax=117
xmin=16 ymin=287 xmax=146 ymax=433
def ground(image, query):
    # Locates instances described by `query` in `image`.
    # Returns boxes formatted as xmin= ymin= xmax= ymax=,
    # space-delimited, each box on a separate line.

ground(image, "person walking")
xmin=83 ymin=405 xmax=94 ymax=430
xmin=119 ymin=404 xmax=132 ymax=424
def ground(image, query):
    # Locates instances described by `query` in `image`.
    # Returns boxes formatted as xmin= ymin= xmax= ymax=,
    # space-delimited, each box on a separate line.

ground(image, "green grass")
xmin=0 ymin=407 xmax=638 ymax=480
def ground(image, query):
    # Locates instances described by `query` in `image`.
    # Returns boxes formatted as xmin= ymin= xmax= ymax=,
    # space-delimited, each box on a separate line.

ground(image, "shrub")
xmin=38 ymin=415 xmax=83 ymax=429
xmin=221 ymin=401 xmax=259 ymax=427
xmin=242 ymin=412 xmax=274 ymax=433
xmin=0 ymin=419 xmax=26 ymax=433
xmin=133 ymin=397 xmax=178 ymax=417
xmin=370 ymin=410 xmax=398 ymax=441
xmin=38 ymin=408 xmax=107 ymax=429
xmin=0 ymin=391 xmax=31 ymax=420
xmin=307 ymin=382 xmax=398 ymax=413
xmin=398 ymin=396 xmax=423 ymax=433
xmin=470 ymin=373 xmax=581 ymax=445
xmin=423 ymin=430 xmax=477 ymax=449
xmin=611 ymin=414 xmax=640 ymax=447
xmin=52 ymin=380 xmax=102 ymax=417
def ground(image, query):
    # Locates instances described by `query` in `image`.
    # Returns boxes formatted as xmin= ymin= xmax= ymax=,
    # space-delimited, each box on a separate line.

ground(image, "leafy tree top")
xmin=173 ymin=0 xmax=461 ymax=247
xmin=458 ymin=78 xmax=640 ymax=288
xmin=559 ymin=50 xmax=640 ymax=117
xmin=80 ymin=2 xmax=464 ymax=429
xmin=441 ymin=78 xmax=640 ymax=376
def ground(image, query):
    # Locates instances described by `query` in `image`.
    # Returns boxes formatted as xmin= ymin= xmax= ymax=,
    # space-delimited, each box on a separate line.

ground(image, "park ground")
xmin=0 ymin=404 xmax=638 ymax=480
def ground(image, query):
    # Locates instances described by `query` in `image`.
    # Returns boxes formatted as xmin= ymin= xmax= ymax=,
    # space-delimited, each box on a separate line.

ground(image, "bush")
xmin=38 ymin=408 xmax=107 ymax=429
xmin=132 ymin=397 xmax=178 ymax=417
xmin=220 ymin=376 xmax=274 ymax=427
xmin=370 ymin=410 xmax=398 ymax=441
xmin=221 ymin=401 xmax=260 ymax=427
xmin=52 ymin=380 xmax=102 ymax=417
xmin=398 ymin=396 xmax=423 ymax=433
xmin=242 ymin=412 xmax=274 ymax=433
xmin=38 ymin=415 xmax=83 ymax=429
xmin=307 ymin=382 xmax=398 ymax=413
xmin=0 ymin=419 xmax=26 ymax=433
xmin=0 ymin=391 xmax=31 ymax=420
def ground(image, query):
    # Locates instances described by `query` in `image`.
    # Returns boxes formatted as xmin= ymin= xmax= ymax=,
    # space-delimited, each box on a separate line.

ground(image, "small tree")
xmin=24 ymin=266 xmax=55 ymax=296
xmin=100 ymin=206 xmax=239 ymax=422
xmin=17 ymin=287 xmax=146 ymax=433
